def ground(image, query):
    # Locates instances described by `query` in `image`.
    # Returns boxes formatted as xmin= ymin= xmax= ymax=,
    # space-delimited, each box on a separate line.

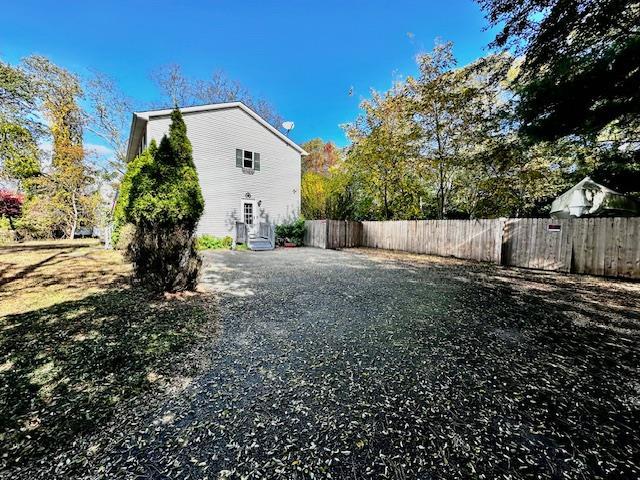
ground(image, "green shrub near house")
xmin=196 ymin=235 xmax=233 ymax=250
xmin=275 ymin=218 xmax=305 ymax=246
xmin=111 ymin=139 xmax=158 ymax=248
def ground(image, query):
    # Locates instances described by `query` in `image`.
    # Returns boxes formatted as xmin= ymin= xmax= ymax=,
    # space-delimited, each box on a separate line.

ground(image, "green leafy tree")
xmin=478 ymin=0 xmax=640 ymax=141
xmin=324 ymin=164 xmax=361 ymax=220
xmin=0 ymin=123 xmax=40 ymax=185
xmin=344 ymin=87 xmax=422 ymax=220
xmin=111 ymin=140 xmax=157 ymax=247
xmin=21 ymin=56 xmax=98 ymax=238
xmin=407 ymin=43 xmax=513 ymax=219
xmin=0 ymin=60 xmax=41 ymax=188
xmin=478 ymin=0 xmax=640 ymax=201
xmin=301 ymin=171 xmax=328 ymax=219
xmin=446 ymin=53 xmax=576 ymax=217
xmin=0 ymin=60 xmax=39 ymax=128
xmin=300 ymin=139 xmax=344 ymax=219
xmin=340 ymin=43 xmax=585 ymax=220
xmin=122 ymin=108 xmax=204 ymax=292
xmin=338 ymin=35 xmax=638 ymax=220
xmin=589 ymin=149 xmax=640 ymax=198
xmin=459 ymin=136 xmax=579 ymax=217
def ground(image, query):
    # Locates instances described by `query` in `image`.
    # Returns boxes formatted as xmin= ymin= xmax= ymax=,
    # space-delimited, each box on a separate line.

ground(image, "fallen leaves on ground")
xmin=0 ymin=241 xmax=218 ymax=476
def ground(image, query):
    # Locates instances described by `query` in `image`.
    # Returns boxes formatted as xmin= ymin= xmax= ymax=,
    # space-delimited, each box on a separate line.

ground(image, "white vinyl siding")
xmin=146 ymin=106 xmax=301 ymax=237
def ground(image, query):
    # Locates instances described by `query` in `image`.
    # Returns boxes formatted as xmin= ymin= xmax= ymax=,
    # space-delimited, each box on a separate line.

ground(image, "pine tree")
xmin=123 ymin=108 xmax=204 ymax=291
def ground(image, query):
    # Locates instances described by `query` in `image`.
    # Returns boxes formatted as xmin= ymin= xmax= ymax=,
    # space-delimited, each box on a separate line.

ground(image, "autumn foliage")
xmin=0 ymin=190 xmax=24 ymax=228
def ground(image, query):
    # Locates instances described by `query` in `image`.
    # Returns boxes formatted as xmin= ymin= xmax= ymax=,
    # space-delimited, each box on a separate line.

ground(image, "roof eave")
xmin=132 ymin=102 xmax=307 ymax=155
xmin=124 ymin=113 xmax=148 ymax=163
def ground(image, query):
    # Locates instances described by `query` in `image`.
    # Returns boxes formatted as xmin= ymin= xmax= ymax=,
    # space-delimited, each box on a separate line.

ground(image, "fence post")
xmin=324 ymin=219 xmax=329 ymax=249
xmin=344 ymin=220 xmax=347 ymax=248
xmin=497 ymin=217 xmax=507 ymax=265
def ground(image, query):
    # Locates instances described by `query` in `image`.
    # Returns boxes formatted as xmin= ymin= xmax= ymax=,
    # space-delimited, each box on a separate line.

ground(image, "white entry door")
xmin=241 ymin=200 xmax=258 ymax=236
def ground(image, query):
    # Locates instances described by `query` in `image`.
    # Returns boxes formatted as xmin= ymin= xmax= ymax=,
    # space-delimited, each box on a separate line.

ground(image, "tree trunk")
xmin=437 ymin=160 xmax=445 ymax=220
xmin=69 ymin=191 xmax=78 ymax=239
xmin=383 ymin=182 xmax=390 ymax=220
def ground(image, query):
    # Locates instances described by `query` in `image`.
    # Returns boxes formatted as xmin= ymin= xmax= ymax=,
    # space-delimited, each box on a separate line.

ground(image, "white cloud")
xmin=38 ymin=141 xmax=114 ymax=158
xmin=85 ymin=143 xmax=115 ymax=158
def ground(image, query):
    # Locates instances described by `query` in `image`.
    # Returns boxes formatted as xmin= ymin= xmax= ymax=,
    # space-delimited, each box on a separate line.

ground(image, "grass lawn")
xmin=0 ymin=240 xmax=217 ymax=473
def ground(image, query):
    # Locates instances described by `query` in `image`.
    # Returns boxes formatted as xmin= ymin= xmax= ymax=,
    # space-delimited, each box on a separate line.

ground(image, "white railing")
xmin=235 ymin=221 xmax=247 ymax=244
xmin=258 ymin=222 xmax=275 ymax=247
xmin=235 ymin=221 xmax=275 ymax=249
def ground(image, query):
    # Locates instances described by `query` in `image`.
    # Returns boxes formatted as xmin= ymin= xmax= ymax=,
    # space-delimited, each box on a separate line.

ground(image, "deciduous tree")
xmin=0 ymin=123 xmax=40 ymax=186
xmin=478 ymin=0 xmax=640 ymax=142
xmin=344 ymin=87 xmax=422 ymax=220
xmin=407 ymin=42 xmax=506 ymax=219
xmin=339 ymin=43 xmax=583 ymax=219
xmin=85 ymin=71 xmax=134 ymax=178
xmin=22 ymin=55 xmax=97 ymax=238
xmin=0 ymin=60 xmax=41 ymax=188
xmin=0 ymin=190 xmax=24 ymax=229
xmin=300 ymin=139 xmax=345 ymax=219
xmin=302 ymin=139 xmax=341 ymax=174
xmin=151 ymin=64 xmax=283 ymax=128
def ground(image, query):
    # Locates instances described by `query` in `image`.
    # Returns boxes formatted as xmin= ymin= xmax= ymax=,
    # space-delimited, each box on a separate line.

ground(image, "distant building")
xmin=550 ymin=176 xmax=639 ymax=218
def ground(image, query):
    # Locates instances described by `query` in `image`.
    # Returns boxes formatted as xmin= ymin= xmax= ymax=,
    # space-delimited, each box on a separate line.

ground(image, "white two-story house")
xmin=125 ymin=102 xmax=307 ymax=249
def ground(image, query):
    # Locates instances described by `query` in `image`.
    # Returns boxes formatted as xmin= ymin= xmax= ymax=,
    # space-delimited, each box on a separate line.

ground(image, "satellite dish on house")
xmin=282 ymin=121 xmax=295 ymax=136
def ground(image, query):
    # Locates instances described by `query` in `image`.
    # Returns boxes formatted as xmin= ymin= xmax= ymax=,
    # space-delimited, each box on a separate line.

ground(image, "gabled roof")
xmin=125 ymin=101 xmax=307 ymax=162
xmin=550 ymin=176 xmax=639 ymax=218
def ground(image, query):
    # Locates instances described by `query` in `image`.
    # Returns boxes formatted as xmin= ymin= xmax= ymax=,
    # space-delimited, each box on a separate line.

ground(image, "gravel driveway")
xmin=53 ymin=248 xmax=640 ymax=478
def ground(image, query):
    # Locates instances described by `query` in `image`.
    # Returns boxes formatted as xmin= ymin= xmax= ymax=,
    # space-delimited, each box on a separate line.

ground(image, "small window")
xmin=243 ymin=150 xmax=253 ymax=169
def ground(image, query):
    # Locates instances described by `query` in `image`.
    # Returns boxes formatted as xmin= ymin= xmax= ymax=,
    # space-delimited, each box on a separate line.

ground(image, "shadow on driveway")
xmin=8 ymin=247 xmax=639 ymax=479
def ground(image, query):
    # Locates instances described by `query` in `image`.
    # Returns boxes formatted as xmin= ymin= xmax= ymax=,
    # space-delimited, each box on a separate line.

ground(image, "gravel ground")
xmin=11 ymin=247 xmax=640 ymax=479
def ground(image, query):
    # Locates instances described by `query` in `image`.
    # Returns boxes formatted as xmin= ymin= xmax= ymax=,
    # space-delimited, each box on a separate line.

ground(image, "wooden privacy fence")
xmin=304 ymin=220 xmax=328 ymax=249
xmin=362 ymin=219 xmax=504 ymax=263
xmin=503 ymin=217 xmax=640 ymax=278
xmin=304 ymin=220 xmax=362 ymax=249
xmin=304 ymin=217 xmax=640 ymax=279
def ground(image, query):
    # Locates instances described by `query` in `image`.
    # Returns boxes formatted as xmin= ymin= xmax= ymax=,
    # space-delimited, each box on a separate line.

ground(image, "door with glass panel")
xmin=241 ymin=200 xmax=258 ymax=236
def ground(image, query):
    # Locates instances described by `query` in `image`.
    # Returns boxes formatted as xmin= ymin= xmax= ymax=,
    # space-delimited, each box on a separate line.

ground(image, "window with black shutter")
xmin=236 ymin=149 xmax=260 ymax=171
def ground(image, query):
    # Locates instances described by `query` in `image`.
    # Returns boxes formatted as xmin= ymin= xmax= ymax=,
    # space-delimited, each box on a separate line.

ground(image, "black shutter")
xmin=236 ymin=149 xmax=243 ymax=168
xmin=254 ymin=152 xmax=260 ymax=171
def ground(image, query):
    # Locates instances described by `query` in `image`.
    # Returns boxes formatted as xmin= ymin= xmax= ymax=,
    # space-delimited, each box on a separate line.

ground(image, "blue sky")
xmin=1 ymin=0 xmax=496 ymax=151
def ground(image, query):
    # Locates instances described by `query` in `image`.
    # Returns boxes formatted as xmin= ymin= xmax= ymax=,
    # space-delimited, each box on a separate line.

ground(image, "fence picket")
xmin=304 ymin=218 xmax=640 ymax=279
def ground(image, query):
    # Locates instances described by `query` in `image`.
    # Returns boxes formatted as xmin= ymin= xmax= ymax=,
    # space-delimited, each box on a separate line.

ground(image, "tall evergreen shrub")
xmin=121 ymin=108 xmax=204 ymax=291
